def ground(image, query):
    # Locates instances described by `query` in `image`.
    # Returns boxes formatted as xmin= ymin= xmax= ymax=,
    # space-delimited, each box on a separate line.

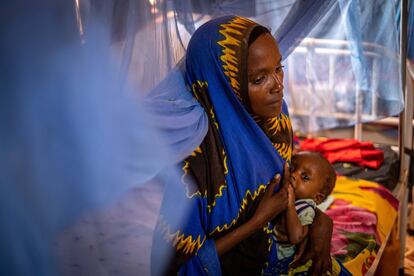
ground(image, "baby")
xmin=273 ymin=151 xmax=336 ymax=268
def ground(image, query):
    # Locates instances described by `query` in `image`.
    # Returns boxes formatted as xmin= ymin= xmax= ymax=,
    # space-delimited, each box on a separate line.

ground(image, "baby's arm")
xmin=285 ymin=185 xmax=309 ymax=244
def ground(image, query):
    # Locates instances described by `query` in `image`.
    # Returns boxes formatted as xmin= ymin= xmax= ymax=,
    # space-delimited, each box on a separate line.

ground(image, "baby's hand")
xmin=287 ymin=184 xmax=295 ymax=207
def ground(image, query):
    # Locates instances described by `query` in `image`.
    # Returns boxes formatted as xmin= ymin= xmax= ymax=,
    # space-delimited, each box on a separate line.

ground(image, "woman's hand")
xmin=287 ymin=183 xmax=295 ymax=207
xmin=215 ymin=164 xmax=289 ymax=256
xmin=290 ymin=209 xmax=333 ymax=275
xmin=251 ymin=164 xmax=289 ymax=229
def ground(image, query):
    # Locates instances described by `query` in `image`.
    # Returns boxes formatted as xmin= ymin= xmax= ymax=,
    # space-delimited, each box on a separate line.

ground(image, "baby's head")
xmin=289 ymin=152 xmax=336 ymax=204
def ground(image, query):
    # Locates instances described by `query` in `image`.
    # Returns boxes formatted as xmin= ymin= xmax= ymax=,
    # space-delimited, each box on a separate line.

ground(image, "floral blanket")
xmin=326 ymin=176 xmax=399 ymax=275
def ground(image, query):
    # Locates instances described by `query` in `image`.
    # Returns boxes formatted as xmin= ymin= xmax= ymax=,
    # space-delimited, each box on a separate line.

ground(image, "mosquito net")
xmin=0 ymin=0 xmax=403 ymax=275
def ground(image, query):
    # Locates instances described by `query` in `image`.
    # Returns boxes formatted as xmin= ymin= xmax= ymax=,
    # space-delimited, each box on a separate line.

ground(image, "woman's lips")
xmin=268 ymin=98 xmax=283 ymax=106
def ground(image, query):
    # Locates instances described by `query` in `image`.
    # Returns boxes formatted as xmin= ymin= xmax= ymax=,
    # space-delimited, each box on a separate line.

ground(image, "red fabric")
xmin=299 ymin=138 xmax=384 ymax=169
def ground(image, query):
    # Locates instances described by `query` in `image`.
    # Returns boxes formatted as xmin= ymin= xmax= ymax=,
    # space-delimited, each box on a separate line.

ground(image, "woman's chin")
xmin=267 ymin=106 xmax=282 ymax=118
xmin=251 ymin=105 xmax=282 ymax=119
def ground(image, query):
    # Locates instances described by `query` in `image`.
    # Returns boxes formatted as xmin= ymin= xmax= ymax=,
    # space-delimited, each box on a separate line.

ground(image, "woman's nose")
xmin=269 ymin=73 xmax=283 ymax=92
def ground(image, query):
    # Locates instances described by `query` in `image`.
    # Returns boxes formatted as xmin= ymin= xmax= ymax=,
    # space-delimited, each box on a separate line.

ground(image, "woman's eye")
xmin=301 ymin=173 xmax=310 ymax=181
xmin=275 ymin=65 xmax=285 ymax=74
xmin=252 ymin=76 xmax=266 ymax=85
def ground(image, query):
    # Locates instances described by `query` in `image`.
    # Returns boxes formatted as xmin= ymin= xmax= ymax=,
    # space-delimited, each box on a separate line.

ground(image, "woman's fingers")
xmin=289 ymin=249 xmax=310 ymax=268
xmin=268 ymin=162 xmax=289 ymax=194
xmin=272 ymin=173 xmax=281 ymax=185
xmin=325 ymin=258 xmax=333 ymax=275
xmin=291 ymin=237 xmax=307 ymax=266
xmin=290 ymin=244 xmax=333 ymax=275
xmin=282 ymin=162 xmax=290 ymax=185
xmin=310 ymin=258 xmax=331 ymax=276
xmin=287 ymin=184 xmax=295 ymax=205
xmin=321 ymin=257 xmax=332 ymax=275
xmin=309 ymin=259 xmax=322 ymax=276
xmin=266 ymin=174 xmax=280 ymax=195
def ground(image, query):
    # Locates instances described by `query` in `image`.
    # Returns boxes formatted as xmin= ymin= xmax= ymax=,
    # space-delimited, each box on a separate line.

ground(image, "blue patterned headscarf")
xmin=152 ymin=15 xmax=293 ymax=275
xmin=185 ymin=14 xmax=292 ymax=204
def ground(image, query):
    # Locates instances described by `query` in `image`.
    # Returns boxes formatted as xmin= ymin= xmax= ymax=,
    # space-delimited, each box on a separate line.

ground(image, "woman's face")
xmin=247 ymin=33 xmax=284 ymax=118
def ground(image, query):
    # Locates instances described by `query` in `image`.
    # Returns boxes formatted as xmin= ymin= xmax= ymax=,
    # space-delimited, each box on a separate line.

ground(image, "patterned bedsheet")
xmin=327 ymin=176 xmax=399 ymax=275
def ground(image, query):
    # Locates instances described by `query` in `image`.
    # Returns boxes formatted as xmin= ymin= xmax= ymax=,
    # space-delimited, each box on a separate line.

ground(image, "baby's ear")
xmin=314 ymin=192 xmax=325 ymax=204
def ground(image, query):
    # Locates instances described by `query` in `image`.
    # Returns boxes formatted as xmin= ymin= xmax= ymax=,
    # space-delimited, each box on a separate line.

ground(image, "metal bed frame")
xmin=285 ymin=0 xmax=412 ymax=273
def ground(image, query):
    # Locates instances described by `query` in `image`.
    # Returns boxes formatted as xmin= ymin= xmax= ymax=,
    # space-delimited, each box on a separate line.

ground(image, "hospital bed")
xmin=285 ymin=33 xmax=413 ymax=275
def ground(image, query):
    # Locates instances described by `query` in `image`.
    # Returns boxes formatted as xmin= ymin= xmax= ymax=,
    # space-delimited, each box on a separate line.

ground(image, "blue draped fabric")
xmin=274 ymin=0 xmax=338 ymax=60
xmin=143 ymin=62 xmax=209 ymax=164
xmin=281 ymin=0 xmax=402 ymax=132
xmin=152 ymin=15 xmax=292 ymax=275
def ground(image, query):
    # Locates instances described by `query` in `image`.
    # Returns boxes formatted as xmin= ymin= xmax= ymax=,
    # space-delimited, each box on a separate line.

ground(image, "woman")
xmin=151 ymin=15 xmax=335 ymax=275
